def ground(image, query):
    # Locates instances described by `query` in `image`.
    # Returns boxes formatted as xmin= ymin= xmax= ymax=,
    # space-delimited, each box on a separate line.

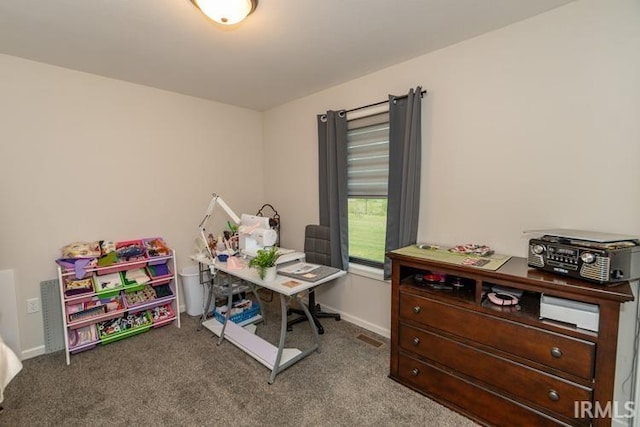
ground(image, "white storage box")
xmin=540 ymin=294 xmax=600 ymax=332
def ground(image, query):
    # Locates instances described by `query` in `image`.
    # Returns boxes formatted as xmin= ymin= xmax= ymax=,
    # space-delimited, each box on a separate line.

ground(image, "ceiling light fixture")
xmin=191 ymin=0 xmax=258 ymax=26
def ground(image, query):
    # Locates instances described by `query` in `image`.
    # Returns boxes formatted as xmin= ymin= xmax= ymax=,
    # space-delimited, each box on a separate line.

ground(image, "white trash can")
xmin=179 ymin=265 xmax=208 ymax=316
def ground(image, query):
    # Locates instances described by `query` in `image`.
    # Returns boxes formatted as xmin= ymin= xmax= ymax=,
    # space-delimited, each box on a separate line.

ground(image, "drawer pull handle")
xmin=548 ymin=390 xmax=560 ymax=401
xmin=412 ymin=306 xmax=421 ymax=314
xmin=411 ymin=368 xmax=420 ymax=377
xmin=412 ymin=337 xmax=420 ymax=346
xmin=550 ymin=347 xmax=563 ymax=358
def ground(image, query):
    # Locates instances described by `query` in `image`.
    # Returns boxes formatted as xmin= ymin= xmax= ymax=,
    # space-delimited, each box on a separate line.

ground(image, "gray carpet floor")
xmin=1 ymin=295 xmax=477 ymax=426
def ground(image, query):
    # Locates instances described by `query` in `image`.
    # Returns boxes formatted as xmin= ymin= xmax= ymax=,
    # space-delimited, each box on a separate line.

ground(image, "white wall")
xmin=263 ymin=0 xmax=640 ymax=335
xmin=0 ymin=54 xmax=264 ymax=356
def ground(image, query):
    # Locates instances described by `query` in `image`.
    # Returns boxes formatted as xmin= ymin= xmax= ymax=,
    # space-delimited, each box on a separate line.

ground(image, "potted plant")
xmin=248 ymin=246 xmax=280 ymax=281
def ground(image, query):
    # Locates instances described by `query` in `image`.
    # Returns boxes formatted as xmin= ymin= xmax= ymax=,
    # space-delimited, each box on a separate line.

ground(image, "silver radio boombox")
xmin=527 ymin=229 xmax=640 ymax=284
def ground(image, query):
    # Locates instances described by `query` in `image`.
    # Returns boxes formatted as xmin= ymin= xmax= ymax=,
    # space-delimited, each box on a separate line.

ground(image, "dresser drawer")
xmin=399 ymin=293 xmax=595 ymax=380
xmin=397 ymin=353 xmax=567 ymax=427
xmin=400 ymin=324 xmax=592 ymax=421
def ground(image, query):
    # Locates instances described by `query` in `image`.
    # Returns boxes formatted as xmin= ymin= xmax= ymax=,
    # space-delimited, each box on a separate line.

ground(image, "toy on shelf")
xmin=97 ymin=311 xmax=152 ymax=339
xmin=63 ymin=277 xmax=94 ymax=296
xmin=93 ymin=272 xmax=123 ymax=294
xmin=150 ymin=305 xmax=174 ymax=323
xmin=144 ymin=238 xmax=170 ymax=258
xmin=68 ymin=325 xmax=98 ymax=349
xmin=61 ymin=241 xmax=101 ymax=258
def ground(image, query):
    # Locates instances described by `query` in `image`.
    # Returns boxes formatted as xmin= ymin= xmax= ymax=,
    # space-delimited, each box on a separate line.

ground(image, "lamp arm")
xmin=216 ymin=196 xmax=241 ymax=225
xmin=199 ymin=193 xmax=241 ymax=229
xmin=198 ymin=193 xmax=241 ymax=262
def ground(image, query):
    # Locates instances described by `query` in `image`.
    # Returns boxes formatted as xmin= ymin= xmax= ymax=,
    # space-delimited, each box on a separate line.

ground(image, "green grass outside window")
xmin=348 ymin=198 xmax=387 ymax=264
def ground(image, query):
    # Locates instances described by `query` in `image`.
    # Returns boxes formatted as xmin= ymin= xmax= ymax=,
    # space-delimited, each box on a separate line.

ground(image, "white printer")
xmin=539 ymin=294 xmax=600 ymax=332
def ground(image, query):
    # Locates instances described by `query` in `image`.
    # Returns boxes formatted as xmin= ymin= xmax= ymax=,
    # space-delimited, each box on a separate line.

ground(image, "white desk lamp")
xmin=198 ymin=193 xmax=240 ymax=263
xmin=198 ymin=193 xmax=278 ymax=263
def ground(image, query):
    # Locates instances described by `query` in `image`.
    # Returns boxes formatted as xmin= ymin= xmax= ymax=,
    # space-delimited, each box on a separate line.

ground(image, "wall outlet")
xmin=27 ymin=297 xmax=40 ymax=314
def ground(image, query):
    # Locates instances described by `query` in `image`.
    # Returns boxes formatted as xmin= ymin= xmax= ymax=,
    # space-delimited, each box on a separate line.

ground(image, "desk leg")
xmin=269 ymin=294 xmax=289 ymax=384
xmin=297 ymin=294 xmax=320 ymax=353
xmin=197 ymin=275 xmax=215 ymax=332
xmin=217 ymin=289 xmax=234 ymax=345
xmin=248 ymin=282 xmax=266 ymax=326
xmin=268 ymin=293 xmax=321 ymax=384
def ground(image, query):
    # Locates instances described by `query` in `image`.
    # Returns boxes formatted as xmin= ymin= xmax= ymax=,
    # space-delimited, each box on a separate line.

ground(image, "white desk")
xmin=191 ymin=253 xmax=345 ymax=384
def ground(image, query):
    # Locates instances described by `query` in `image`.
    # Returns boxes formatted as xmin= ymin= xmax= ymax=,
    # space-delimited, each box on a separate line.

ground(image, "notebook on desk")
xmin=278 ymin=262 xmax=341 ymax=283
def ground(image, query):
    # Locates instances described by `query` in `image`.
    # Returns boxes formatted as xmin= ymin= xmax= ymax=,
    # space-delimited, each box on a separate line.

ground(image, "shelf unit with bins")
xmin=57 ymin=244 xmax=181 ymax=364
xmin=388 ymin=251 xmax=634 ymax=427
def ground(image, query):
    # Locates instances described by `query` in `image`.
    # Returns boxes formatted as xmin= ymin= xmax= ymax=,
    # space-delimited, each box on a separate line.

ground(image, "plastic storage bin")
xmin=214 ymin=304 xmax=260 ymax=324
xmin=150 ymin=304 xmax=176 ymax=328
xmin=96 ymin=310 xmax=152 ymax=344
xmin=147 ymin=263 xmax=173 ymax=286
xmin=95 ymin=240 xmax=147 ymax=275
xmin=143 ymin=237 xmax=171 ymax=265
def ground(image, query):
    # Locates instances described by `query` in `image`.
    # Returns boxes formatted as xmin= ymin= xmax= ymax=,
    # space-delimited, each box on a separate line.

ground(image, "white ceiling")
xmin=0 ymin=0 xmax=574 ymax=111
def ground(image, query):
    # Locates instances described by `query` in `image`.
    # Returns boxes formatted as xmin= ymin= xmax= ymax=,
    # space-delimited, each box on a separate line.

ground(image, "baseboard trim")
xmin=318 ymin=302 xmax=390 ymax=339
xmin=21 ymin=345 xmax=45 ymax=360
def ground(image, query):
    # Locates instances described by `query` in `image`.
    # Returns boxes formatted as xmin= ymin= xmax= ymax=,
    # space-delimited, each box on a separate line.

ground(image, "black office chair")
xmin=287 ymin=224 xmax=341 ymax=335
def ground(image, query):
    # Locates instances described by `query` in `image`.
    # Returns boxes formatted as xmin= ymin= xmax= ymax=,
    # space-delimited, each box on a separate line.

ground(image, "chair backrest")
xmin=304 ymin=225 xmax=331 ymax=266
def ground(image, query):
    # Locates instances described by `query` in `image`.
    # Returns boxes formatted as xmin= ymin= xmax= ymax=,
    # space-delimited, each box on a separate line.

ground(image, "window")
xmin=347 ymin=111 xmax=389 ymax=268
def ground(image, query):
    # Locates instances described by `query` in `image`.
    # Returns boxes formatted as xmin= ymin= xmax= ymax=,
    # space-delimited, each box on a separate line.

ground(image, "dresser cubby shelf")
xmin=398 ymin=262 xmax=603 ymax=340
xmin=57 ymin=246 xmax=180 ymax=365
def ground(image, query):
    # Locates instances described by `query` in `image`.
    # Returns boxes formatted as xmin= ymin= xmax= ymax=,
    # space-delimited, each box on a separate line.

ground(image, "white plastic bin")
xmin=179 ymin=265 xmax=208 ymax=316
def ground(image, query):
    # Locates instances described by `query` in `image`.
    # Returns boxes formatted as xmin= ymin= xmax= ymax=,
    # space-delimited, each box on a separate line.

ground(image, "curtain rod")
xmin=346 ymin=89 xmax=427 ymax=114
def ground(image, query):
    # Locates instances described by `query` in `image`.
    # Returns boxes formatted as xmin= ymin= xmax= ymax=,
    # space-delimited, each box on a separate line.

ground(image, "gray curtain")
xmin=384 ymin=87 xmax=422 ymax=279
xmin=317 ymin=110 xmax=349 ymax=270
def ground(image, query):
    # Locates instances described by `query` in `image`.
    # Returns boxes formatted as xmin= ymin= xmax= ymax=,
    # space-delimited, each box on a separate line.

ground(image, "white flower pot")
xmin=264 ymin=266 xmax=277 ymax=282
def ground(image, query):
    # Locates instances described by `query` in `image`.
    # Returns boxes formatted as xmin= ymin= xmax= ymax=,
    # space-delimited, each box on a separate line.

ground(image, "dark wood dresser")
xmin=388 ymin=251 xmax=634 ymax=426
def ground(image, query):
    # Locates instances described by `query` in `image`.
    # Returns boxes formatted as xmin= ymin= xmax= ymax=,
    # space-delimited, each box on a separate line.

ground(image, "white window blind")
xmin=347 ymin=111 xmax=390 ymax=197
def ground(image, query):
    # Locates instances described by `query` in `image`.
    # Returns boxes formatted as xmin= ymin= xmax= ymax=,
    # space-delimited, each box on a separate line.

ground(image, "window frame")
xmin=346 ymin=108 xmax=390 ymax=270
